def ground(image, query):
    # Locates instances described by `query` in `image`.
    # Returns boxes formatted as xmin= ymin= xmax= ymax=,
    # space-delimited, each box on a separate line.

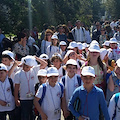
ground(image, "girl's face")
xmin=23 ymin=64 xmax=32 ymax=72
xmin=46 ymin=33 xmax=52 ymax=40
xmin=115 ymin=66 xmax=120 ymax=76
xmin=2 ymin=58 xmax=12 ymax=66
xmin=110 ymin=43 xmax=117 ymax=49
xmin=69 ymin=52 xmax=76 ymax=60
xmin=48 ymin=76 xmax=58 ymax=87
xmin=66 ymin=65 xmax=77 ymax=77
xmin=52 ymin=59 xmax=62 ymax=69
xmin=52 ymin=39 xmax=58 ymax=46
xmin=38 ymin=76 xmax=47 ymax=84
xmin=60 ymin=45 xmax=67 ymax=51
xmin=81 ymin=75 xmax=95 ymax=89
xmin=89 ymin=51 xmax=100 ymax=59
xmin=0 ymin=70 xmax=7 ymax=82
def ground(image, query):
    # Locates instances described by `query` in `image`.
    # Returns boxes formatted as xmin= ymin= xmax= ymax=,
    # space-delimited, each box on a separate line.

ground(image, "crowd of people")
xmin=1 ymin=19 xmax=120 ymax=120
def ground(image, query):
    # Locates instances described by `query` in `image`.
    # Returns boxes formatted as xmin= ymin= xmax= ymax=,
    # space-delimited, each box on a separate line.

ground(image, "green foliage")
xmin=0 ymin=0 xmax=103 ymax=34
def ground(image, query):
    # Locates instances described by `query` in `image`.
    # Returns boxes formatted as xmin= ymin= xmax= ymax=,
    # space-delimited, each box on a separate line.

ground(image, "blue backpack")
xmin=39 ymin=83 xmax=64 ymax=105
xmin=112 ymin=93 xmax=120 ymax=119
xmin=61 ymin=75 xmax=81 ymax=87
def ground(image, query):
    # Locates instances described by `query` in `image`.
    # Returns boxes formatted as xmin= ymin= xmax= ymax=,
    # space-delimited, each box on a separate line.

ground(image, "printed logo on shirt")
xmin=57 ymin=92 xmax=61 ymax=97
xmin=31 ymin=76 xmax=34 ymax=80
xmin=7 ymin=87 xmax=11 ymax=92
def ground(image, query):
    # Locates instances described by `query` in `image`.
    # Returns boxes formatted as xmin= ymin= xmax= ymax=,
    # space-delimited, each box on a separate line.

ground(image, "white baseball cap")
xmin=52 ymin=53 xmax=62 ymax=59
xmin=82 ymin=43 xmax=89 ymax=49
xmin=47 ymin=67 xmax=59 ymax=77
xmin=116 ymin=59 xmax=120 ymax=67
xmin=68 ymin=41 xmax=78 ymax=49
xmin=81 ymin=66 xmax=95 ymax=77
xmin=66 ymin=59 xmax=77 ymax=66
xmin=90 ymin=40 xmax=99 ymax=46
xmin=66 ymin=50 xmax=75 ymax=56
xmin=0 ymin=63 xmax=7 ymax=71
xmin=39 ymin=54 xmax=49 ymax=60
xmin=77 ymin=42 xmax=84 ymax=50
xmin=51 ymin=34 xmax=58 ymax=39
xmin=2 ymin=50 xmax=15 ymax=61
xmin=109 ymin=38 xmax=118 ymax=44
xmin=37 ymin=69 xmax=47 ymax=76
xmin=102 ymin=41 xmax=110 ymax=46
xmin=88 ymin=44 xmax=100 ymax=52
xmin=21 ymin=55 xmax=37 ymax=67
xmin=59 ymin=41 xmax=67 ymax=46
xmin=100 ymin=48 xmax=108 ymax=61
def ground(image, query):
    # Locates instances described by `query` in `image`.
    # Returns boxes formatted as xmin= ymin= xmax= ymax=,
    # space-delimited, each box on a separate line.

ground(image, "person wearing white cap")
xmin=34 ymin=67 xmax=64 ymax=120
xmin=51 ymin=53 xmax=66 ymax=82
xmin=106 ymin=58 xmax=120 ymax=104
xmin=46 ymin=34 xmax=61 ymax=59
xmin=102 ymin=41 xmax=110 ymax=49
xmin=108 ymin=37 xmax=120 ymax=61
xmin=67 ymin=41 xmax=78 ymax=53
xmin=60 ymin=59 xmax=82 ymax=120
xmin=14 ymin=55 xmax=48 ymax=120
xmin=59 ymin=41 xmax=67 ymax=59
xmin=0 ymin=63 xmax=15 ymax=120
xmin=85 ymin=43 xmax=107 ymax=94
xmin=68 ymin=66 xmax=110 ymax=120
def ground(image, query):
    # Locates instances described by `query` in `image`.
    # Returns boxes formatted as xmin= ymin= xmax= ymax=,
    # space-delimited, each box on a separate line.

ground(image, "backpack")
xmin=8 ymin=78 xmax=14 ymax=96
xmin=61 ymin=75 xmax=81 ymax=87
xmin=112 ymin=93 xmax=120 ymax=119
xmin=38 ymin=83 xmax=64 ymax=105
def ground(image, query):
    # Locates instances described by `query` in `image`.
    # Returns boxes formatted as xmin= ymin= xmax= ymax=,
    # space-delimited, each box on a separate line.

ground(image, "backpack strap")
xmin=77 ymin=75 xmax=81 ymax=86
xmin=62 ymin=76 xmax=65 ymax=86
xmin=50 ymin=45 xmax=52 ymax=52
xmin=8 ymin=78 xmax=14 ymax=96
xmin=58 ymin=83 xmax=64 ymax=98
xmin=38 ymin=84 xmax=46 ymax=105
xmin=112 ymin=93 xmax=120 ymax=119
xmin=62 ymin=67 xmax=66 ymax=76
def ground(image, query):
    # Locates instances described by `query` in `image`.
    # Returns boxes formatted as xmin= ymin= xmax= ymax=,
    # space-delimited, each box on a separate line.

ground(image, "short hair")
xmin=1 ymin=54 xmax=12 ymax=60
xmin=51 ymin=56 xmax=62 ymax=63
xmin=66 ymin=64 xmax=77 ymax=69
xmin=17 ymin=32 xmax=26 ymax=41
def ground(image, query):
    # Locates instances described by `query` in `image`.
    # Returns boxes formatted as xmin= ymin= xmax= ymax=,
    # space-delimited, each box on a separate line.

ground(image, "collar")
xmin=81 ymin=84 xmax=96 ymax=92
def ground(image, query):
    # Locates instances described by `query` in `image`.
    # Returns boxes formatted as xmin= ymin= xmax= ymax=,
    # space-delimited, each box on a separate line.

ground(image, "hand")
xmin=0 ymin=100 xmax=7 ymax=106
xmin=63 ymin=110 xmax=70 ymax=118
xmin=41 ymin=112 xmax=48 ymax=120
xmin=15 ymin=99 xmax=20 ymax=107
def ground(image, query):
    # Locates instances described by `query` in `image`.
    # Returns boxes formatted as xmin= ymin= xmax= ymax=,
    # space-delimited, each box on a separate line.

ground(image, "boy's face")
xmin=52 ymin=59 xmax=61 ymax=69
xmin=115 ymin=66 xmax=120 ymax=76
xmin=0 ymin=70 xmax=7 ymax=82
xmin=81 ymin=75 xmax=95 ymax=88
xmin=2 ymin=58 xmax=12 ymax=66
xmin=66 ymin=65 xmax=77 ymax=77
xmin=48 ymin=76 xmax=58 ymax=87
xmin=60 ymin=45 xmax=66 ymax=51
xmin=38 ymin=76 xmax=47 ymax=84
xmin=23 ymin=64 xmax=32 ymax=72
xmin=110 ymin=43 xmax=117 ymax=49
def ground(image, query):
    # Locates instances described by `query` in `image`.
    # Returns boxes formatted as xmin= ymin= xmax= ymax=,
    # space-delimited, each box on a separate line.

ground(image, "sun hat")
xmin=21 ymin=55 xmax=37 ymax=67
xmin=39 ymin=54 xmax=49 ymax=60
xmin=77 ymin=42 xmax=84 ymax=50
xmin=109 ymin=38 xmax=118 ymax=44
xmin=51 ymin=34 xmax=58 ymax=39
xmin=100 ymin=48 xmax=108 ymax=61
xmin=2 ymin=50 xmax=15 ymax=61
xmin=81 ymin=66 xmax=95 ymax=77
xmin=37 ymin=69 xmax=47 ymax=76
xmin=47 ymin=67 xmax=59 ymax=77
xmin=116 ymin=59 xmax=120 ymax=67
xmin=0 ymin=63 xmax=7 ymax=71
xmin=102 ymin=41 xmax=110 ymax=47
xmin=59 ymin=41 xmax=67 ymax=46
xmin=66 ymin=59 xmax=77 ymax=66
xmin=68 ymin=41 xmax=78 ymax=49
xmin=88 ymin=44 xmax=100 ymax=52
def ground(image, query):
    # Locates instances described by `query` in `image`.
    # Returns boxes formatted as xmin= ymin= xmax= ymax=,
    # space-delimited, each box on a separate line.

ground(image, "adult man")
xmin=71 ymin=20 xmax=86 ymax=43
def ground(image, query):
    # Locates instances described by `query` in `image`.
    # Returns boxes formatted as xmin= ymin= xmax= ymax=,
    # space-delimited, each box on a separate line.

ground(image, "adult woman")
xmin=13 ymin=32 xmax=29 ymax=60
xmin=41 ymin=29 xmax=53 ymax=54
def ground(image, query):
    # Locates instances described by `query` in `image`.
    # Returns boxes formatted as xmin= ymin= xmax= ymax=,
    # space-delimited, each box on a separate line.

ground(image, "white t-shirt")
xmin=27 ymin=36 xmax=35 ymax=46
xmin=58 ymin=66 xmax=65 ymax=82
xmin=14 ymin=65 xmax=40 ymax=100
xmin=35 ymin=82 xmax=63 ymax=120
xmin=0 ymin=77 xmax=15 ymax=112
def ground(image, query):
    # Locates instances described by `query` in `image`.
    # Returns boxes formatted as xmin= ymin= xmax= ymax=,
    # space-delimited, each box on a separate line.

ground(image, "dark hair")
xmin=66 ymin=64 xmax=77 ymax=69
xmin=1 ymin=54 xmax=12 ymax=60
xmin=51 ymin=55 xmax=62 ymax=63
xmin=17 ymin=32 xmax=26 ymax=41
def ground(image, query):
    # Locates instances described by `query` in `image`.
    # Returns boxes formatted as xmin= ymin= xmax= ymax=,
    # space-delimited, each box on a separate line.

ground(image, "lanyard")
xmin=49 ymin=85 xmax=57 ymax=110
xmin=0 ymin=80 xmax=7 ymax=102
xmin=83 ymin=93 xmax=88 ymax=117
xmin=25 ymin=72 xmax=31 ymax=93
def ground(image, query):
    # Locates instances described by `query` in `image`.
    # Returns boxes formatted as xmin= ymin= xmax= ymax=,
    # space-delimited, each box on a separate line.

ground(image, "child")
xmin=68 ymin=66 xmax=110 ymax=120
xmin=51 ymin=53 xmax=65 ymax=82
xmin=0 ymin=63 xmax=15 ymax=120
xmin=34 ymin=67 xmax=64 ymax=120
xmin=14 ymin=55 xmax=47 ymax=120
xmin=60 ymin=59 xmax=82 ymax=120
xmin=46 ymin=34 xmax=61 ymax=59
